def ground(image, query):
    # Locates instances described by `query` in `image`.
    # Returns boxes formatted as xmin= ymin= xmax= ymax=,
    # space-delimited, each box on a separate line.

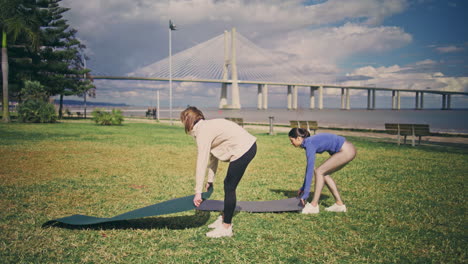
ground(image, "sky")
xmin=60 ymin=0 xmax=468 ymax=109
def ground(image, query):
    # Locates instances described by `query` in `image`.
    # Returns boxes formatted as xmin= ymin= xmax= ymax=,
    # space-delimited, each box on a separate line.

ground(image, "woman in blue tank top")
xmin=289 ymin=128 xmax=356 ymax=214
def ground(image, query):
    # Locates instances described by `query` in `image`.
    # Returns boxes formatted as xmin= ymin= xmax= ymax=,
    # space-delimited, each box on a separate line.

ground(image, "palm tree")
xmin=1 ymin=0 xmax=41 ymax=122
xmin=1 ymin=30 xmax=8 ymax=122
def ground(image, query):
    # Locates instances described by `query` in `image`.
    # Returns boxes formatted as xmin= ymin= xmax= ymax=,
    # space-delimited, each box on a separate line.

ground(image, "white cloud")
xmin=415 ymin=59 xmax=437 ymax=66
xmin=60 ymin=0 xmax=467 ymax=108
xmin=270 ymin=22 xmax=412 ymax=61
xmin=62 ymin=0 xmax=408 ymax=32
xmin=306 ymin=0 xmax=407 ymax=25
xmin=262 ymin=22 xmax=412 ymax=83
xmin=349 ymin=65 xmax=403 ymax=77
xmin=344 ymin=63 xmax=468 ymax=93
xmin=435 ymin=45 xmax=464 ymax=53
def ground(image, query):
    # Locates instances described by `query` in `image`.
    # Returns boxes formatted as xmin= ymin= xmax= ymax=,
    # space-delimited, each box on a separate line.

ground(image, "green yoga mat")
xmin=53 ymin=187 xmax=214 ymax=225
xmin=52 ymin=187 xmax=304 ymax=226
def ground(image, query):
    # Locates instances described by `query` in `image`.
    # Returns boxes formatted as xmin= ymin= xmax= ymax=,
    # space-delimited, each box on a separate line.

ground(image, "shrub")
xmin=92 ymin=108 xmax=124 ymax=125
xmin=17 ymin=99 xmax=57 ymax=123
xmin=21 ymin=80 xmax=49 ymax=101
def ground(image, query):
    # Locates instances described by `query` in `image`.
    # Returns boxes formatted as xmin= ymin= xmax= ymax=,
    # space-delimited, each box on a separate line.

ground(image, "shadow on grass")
xmin=42 ymin=210 xmax=212 ymax=230
xmin=269 ymin=189 xmax=330 ymax=202
xmin=269 ymin=189 xmax=298 ymax=198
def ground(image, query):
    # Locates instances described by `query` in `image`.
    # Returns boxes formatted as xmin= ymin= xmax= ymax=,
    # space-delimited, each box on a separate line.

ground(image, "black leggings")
xmin=223 ymin=142 xmax=257 ymax=224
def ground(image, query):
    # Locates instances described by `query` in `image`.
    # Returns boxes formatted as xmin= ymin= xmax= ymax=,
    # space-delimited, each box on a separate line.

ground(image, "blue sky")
xmin=359 ymin=0 xmax=468 ymax=76
xmin=61 ymin=0 xmax=468 ymax=108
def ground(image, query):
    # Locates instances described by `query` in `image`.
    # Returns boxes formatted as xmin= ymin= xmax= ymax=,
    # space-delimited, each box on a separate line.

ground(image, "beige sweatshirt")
xmin=191 ymin=119 xmax=257 ymax=193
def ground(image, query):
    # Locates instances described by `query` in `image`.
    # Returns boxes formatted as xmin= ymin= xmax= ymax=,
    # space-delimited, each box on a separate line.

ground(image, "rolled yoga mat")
xmin=52 ymin=187 xmax=303 ymax=226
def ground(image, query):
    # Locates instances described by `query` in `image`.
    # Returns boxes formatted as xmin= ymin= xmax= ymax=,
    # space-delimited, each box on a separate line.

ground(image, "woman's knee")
xmin=224 ymin=181 xmax=237 ymax=193
xmin=314 ymin=168 xmax=326 ymax=177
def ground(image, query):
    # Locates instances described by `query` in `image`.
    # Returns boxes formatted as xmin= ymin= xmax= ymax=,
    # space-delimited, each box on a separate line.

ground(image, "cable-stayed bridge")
xmin=92 ymin=28 xmax=467 ymax=110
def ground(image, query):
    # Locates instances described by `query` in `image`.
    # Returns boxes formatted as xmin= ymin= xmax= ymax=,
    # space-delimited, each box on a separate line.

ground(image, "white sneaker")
xmin=206 ymin=224 xmax=233 ymax=238
xmin=208 ymin=215 xmax=223 ymax=229
xmin=325 ymin=203 xmax=347 ymax=212
xmin=301 ymin=203 xmax=319 ymax=214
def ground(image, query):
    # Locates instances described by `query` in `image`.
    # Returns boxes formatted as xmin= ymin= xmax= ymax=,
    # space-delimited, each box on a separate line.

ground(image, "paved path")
xmin=127 ymin=118 xmax=468 ymax=149
xmin=245 ymin=124 xmax=468 ymax=148
xmin=62 ymin=117 xmax=468 ymax=148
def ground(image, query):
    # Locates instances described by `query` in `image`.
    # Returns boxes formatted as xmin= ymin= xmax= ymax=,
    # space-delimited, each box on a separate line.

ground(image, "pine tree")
xmin=36 ymin=0 xmax=94 ymax=119
xmin=1 ymin=0 xmax=92 ymax=121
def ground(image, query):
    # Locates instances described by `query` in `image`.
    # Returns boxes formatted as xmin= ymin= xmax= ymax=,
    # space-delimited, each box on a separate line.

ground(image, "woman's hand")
xmin=205 ymin=182 xmax=213 ymax=191
xmin=297 ymin=189 xmax=306 ymax=206
xmin=300 ymin=199 xmax=306 ymax=206
xmin=297 ymin=189 xmax=304 ymax=198
xmin=193 ymin=193 xmax=203 ymax=207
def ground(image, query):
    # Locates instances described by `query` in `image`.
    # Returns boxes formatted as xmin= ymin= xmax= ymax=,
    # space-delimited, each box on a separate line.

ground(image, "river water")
xmin=73 ymin=106 xmax=468 ymax=134
xmin=114 ymin=107 xmax=467 ymax=134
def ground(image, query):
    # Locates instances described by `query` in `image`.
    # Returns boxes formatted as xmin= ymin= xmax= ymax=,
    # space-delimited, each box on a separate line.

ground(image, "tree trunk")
xmin=2 ymin=31 xmax=10 ymax=122
xmin=59 ymin=94 xmax=63 ymax=119
xmin=84 ymin=92 xmax=87 ymax=119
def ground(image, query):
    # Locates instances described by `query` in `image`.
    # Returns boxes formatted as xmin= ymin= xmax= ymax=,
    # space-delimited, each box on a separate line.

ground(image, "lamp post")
xmin=156 ymin=89 xmax=160 ymax=121
xmin=169 ymin=20 xmax=177 ymax=125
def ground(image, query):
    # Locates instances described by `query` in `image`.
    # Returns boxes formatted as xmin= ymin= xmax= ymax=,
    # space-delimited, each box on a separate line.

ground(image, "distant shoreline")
xmin=65 ymin=106 xmax=468 ymax=134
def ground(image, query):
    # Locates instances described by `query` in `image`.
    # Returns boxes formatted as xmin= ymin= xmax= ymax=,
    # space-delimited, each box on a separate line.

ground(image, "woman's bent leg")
xmin=311 ymin=141 xmax=356 ymax=206
xmin=223 ymin=143 xmax=256 ymax=224
xmin=310 ymin=173 xmax=325 ymax=207
xmin=324 ymin=175 xmax=343 ymax=204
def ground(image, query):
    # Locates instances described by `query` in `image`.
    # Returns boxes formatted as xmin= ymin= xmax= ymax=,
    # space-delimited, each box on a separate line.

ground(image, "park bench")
xmin=384 ymin=123 xmax=430 ymax=146
xmin=225 ymin=117 xmax=244 ymax=127
xmin=290 ymin=120 xmax=318 ymax=134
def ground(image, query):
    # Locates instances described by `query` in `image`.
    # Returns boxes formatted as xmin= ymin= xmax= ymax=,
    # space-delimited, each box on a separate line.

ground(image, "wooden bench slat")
xmin=384 ymin=123 xmax=399 ymax=135
xmin=384 ymin=123 xmax=430 ymax=146
xmin=289 ymin=121 xmax=300 ymax=128
xmin=298 ymin=121 xmax=308 ymax=130
xmin=413 ymin=124 xmax=430 ymax=135
xmin=307 ymin=121 xmax=318 ymax=129
xmin=398 ymin=124 xmax=413 ymax=135
xmin=290 ymin=120 xmax=318 ymax=134
xmin=307 ymin=121 xmax=318 ymax=134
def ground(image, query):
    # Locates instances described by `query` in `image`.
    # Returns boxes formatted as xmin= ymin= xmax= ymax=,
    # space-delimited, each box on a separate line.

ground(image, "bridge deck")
xmin=91 ymin=75 xmax=468 ymax=96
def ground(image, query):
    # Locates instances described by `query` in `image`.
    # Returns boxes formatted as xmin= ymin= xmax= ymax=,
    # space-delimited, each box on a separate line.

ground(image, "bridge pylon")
xmin=219 ymin=28 xmax=241 ymax=109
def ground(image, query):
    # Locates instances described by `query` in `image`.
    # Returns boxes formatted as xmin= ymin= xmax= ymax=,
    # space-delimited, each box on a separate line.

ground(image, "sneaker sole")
xmin=206 ymin=233 xmax=233 ymax=238
xmin=325 ymin=208 xmax=347 ymax=212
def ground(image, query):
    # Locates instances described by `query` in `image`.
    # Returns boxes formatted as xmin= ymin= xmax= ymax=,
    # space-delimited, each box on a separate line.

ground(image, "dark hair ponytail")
xmin=288 ymin=128 xmax=310 ymax=138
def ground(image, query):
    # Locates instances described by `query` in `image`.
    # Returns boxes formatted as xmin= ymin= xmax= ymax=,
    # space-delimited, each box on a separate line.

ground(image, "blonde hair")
xmin=180 ymin=106 xmax=205 ymax=133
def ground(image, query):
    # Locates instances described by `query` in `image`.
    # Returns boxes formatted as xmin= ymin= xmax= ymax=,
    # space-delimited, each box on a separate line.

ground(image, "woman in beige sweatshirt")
xmin=180 ymin=107 xmax=257 ymax=238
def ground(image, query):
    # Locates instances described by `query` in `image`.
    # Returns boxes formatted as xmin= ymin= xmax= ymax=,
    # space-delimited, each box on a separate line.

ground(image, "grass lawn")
xmin=0 ymin=121 xmax=466 ymax=263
